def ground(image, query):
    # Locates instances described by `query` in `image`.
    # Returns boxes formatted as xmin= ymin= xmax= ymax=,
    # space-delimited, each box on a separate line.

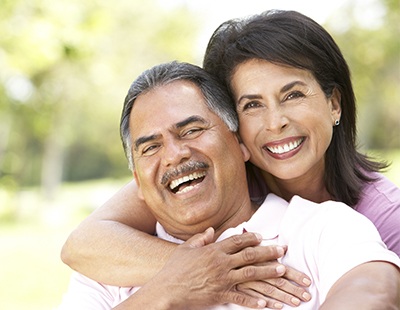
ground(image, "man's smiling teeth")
xmin=169 ymin=171 xmax=206 ymax=191
xmin=266 ymin=138 xmax=303 ymax=154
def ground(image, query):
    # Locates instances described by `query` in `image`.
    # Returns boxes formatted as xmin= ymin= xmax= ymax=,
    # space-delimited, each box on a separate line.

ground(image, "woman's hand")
xmin=237 ymin=265 xmax=312 ymax=308
xmin=123 ymin=228 xmax=311 ymax=309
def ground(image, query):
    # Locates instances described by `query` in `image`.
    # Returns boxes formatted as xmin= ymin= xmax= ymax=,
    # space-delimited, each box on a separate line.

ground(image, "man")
xmin=58 ymin=61 xmax=400 ymax=309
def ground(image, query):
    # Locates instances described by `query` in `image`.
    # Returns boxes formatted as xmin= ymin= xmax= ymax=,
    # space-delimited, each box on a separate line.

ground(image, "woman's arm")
xmin=61 ymin=180 xmax=172 ymax=286
xmin=320 ymin=261 xmax=400 ymax=310
xmin=61 ymin=180 xmax=311 ymax=305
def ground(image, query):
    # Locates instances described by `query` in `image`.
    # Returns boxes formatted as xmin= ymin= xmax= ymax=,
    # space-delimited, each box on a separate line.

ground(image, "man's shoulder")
xmin=284 ymin=196 xmax=370 ymax=234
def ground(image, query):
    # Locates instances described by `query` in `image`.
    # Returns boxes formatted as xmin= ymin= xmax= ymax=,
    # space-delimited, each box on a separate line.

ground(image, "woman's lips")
xmin=263 ymin=137 xmax=304 ymax=160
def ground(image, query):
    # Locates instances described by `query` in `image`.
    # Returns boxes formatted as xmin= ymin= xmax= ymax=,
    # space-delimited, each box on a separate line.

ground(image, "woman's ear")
xmin=330 ymin=87 xmax=342 ymax=123
xmin=133 ymin=171 xmax=144 ymax=200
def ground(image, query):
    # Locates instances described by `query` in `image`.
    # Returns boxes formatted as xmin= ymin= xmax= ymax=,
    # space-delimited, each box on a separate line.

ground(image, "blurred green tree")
xmin=326 ymin=0 xmax=400 ymax=150
xmin=0 ymin=0 xmax=200 ymax=199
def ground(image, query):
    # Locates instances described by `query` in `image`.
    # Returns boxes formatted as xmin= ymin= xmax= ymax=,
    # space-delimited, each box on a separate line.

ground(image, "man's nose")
xmin=161 ymin=138 xmax=191 ymax=167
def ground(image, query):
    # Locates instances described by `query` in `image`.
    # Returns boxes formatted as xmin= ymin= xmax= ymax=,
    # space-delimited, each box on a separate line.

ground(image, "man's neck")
xmin=157 ymin=200 xmax=258 ymax=244
xmin=160 ymin=199 xmax=257 ymax=242
xmin=212 ymin=201 xmax=258 ymax=240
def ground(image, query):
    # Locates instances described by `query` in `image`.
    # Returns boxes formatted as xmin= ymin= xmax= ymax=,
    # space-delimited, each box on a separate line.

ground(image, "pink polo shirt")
xmin=355 ymin=172 xmax=400 ymax=255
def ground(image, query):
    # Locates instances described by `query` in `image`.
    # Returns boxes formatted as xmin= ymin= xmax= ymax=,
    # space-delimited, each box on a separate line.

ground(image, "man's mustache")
xmin=160 ymin=161 xmax=209 ymax=186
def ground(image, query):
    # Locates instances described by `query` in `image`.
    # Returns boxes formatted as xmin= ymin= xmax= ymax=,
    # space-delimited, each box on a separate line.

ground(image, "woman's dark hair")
xmin=203 ymin=9 xmax=387 ymax=207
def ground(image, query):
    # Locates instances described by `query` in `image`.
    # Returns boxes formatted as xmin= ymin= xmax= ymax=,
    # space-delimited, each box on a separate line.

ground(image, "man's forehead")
xmin=130 ymin=81 xmax=221 ymax=138
xmin=140 ymin=80 xmax=205 ymax=105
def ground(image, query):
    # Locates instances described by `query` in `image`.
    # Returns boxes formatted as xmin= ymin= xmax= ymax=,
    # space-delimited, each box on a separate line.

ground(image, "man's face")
xmin=130 ymin=80 xmax=250 ymax=239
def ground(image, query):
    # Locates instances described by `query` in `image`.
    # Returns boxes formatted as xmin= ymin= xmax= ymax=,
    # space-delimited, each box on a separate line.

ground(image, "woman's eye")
xmin=242 ymin=101 xmax=260 ymax=111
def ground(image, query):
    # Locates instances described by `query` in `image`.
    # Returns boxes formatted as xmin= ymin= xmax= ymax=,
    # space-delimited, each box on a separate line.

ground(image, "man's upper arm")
xmin=320 ymin=261 xmax=400 ymax=310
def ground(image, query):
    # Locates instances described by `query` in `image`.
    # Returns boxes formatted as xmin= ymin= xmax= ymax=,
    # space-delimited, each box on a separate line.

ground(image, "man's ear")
xmin=330 ymin=87 xmax=342 ymax=123
xmin=239 ymin=143 xmax=251 ymax=162
xmin=133 ymin=170 xmax=144 ymax=200
xmin=234 ymin=133 xmax=251 ymax=162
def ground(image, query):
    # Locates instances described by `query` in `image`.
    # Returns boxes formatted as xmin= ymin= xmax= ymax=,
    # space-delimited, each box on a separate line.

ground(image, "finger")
xmin=184 ymin=227 xmax=215 ymax=248
xmin=228 ymin=245 xmax=286 ymax=269
xmin=229 ymin=262 xmax=287 ymax=285
xmin=265 ymin=277 xmax=312 ymax=304
xmin=222 ymin=290 xmax=268 ymax=309
xmin=284 ymin=266 xmax=312 ymax=287
xmin=236 ymin=284 xmax=285 ymax=309
xmin=213 ymin=232 xmax=263 ymax=254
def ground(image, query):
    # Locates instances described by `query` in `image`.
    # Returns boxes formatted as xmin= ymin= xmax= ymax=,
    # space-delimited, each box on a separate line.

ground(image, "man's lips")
xmin=161 ymin=161 xmax=209 ymax=194
xmin=161 ymin=161 xmax=208 ymax=185
xmin=169 ymin=171 xmax=206 ymax=194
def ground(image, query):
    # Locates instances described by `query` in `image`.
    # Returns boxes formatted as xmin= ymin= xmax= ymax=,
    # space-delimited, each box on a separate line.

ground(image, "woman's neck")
xmin=261 ymin=170 xmax=333 ymax=203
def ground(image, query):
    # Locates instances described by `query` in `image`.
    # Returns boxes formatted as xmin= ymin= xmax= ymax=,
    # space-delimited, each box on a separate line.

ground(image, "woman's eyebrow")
xmin=237 ymin=94 xmax=262 ymax=105
xmin=280 ymin=80 xmax=307 ymax=93
xmin=237 ymin=80 xmax=308 ymax=105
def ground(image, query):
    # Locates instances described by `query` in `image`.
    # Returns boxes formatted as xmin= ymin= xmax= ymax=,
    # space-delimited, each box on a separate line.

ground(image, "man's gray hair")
xmin=120 ymin=61 xmax=238 ymax=171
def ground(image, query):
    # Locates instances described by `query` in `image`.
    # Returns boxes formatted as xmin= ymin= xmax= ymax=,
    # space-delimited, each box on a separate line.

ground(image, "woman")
xmin=202 ymin=10 xmax=400 ymax=253
xmin=61 ymin=9 xmax=400 ymax=308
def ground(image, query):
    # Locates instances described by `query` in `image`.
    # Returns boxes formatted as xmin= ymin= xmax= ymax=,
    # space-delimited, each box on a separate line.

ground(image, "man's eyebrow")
xmin=134 ymin=134 xmax=159 ymax=152
xmin=175 ymin=115 xmax=208 ymax=128
xmin=133 ymin=115 xmax=207 ymax=152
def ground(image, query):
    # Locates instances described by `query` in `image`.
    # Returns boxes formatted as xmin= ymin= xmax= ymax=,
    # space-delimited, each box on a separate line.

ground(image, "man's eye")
xmin=286 ymin=91 xmax=304 ymax=100
xmin=142 ymin=144 xmax=159 ymax=155
xmin=182 ymin=128 xmax=204 ymax=137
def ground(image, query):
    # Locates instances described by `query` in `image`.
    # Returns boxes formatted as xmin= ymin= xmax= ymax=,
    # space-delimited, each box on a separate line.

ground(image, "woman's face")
xmin=230 ymin=59 xmax=341 ymax=182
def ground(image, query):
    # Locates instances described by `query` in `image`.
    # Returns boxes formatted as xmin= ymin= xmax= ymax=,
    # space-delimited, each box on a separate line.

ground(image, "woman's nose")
xmin=263 ymin=107 xmax=288 ymax=133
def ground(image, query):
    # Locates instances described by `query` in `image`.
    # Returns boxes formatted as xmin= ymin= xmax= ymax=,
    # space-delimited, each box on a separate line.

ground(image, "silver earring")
xmin=334 ymin=119 xmax=340 ymax=126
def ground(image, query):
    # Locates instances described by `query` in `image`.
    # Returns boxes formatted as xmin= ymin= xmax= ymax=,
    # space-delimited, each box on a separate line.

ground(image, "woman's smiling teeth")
xmin=266 ymin=138 xmax=304 ymax=154
xmin=169 ymin=171 xmax=206 ymax=194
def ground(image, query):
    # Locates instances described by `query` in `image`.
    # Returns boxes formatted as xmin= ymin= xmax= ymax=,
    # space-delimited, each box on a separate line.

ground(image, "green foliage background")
xmin=0 ymin=0 xmax=201 ymax=193
xmin=0 ymin=0 xmax=398 ymax=308
xmin=0 ymin=0 xmax=398 ymax=194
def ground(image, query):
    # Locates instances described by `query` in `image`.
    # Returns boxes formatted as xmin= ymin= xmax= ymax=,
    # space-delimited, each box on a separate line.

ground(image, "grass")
xmin=0 ymin=223 xmax=73 ymax=310
xmin=0 ymin=178 xmax=130 ymax=310
xmin=0 ymin=150 xmax=398 ymax=309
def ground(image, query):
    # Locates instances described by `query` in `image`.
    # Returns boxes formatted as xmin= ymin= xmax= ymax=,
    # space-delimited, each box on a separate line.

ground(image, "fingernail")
xmin=291 ymin=297 xmax=301 ymax=306
xmin=302 ymin=292 xmax=311 ymax=301
xmin=273 ymin=302 xmax=283 ymax=309
xmin=254 ymin=233 xmax=263 ymax=241
xmin=276 ymin=265 xmax=285 ymax=274
xmin=303 ymin=278 xmax=311 ymax=286
xmin=257 ymin=299 xmax=266 ymax=308
xmin=276 ymin=246 xmax=284 ymax=256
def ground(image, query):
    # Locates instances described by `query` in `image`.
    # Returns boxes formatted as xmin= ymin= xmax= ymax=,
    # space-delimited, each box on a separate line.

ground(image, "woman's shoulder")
xmin=356 ymin=172 xmax=400 ymax=256
xmin=358 ymin=172 xmax=400 ymax=207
